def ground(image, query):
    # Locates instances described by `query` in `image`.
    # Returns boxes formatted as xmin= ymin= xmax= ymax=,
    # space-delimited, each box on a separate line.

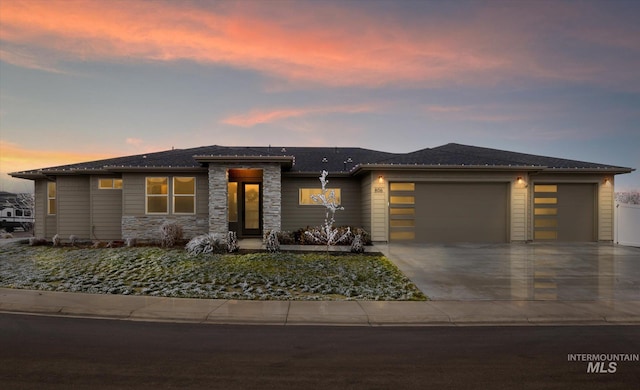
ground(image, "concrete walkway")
xmin=1 ymin=240 xmax=639 ymax=326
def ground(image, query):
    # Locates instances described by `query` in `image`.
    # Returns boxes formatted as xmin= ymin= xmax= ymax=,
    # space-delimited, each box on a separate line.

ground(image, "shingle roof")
xmin=365 ymin=143 xmax=630 ymax=170
xmin=9 ymin=143 xmax=633 ymax=179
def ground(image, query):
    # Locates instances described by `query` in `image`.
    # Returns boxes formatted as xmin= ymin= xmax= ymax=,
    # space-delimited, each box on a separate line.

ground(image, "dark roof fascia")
xmin=104 ymin=166 xmax=208 ymax=173
xmin=529 ymin=167 xmax=635 ymax=175
xmin=351 ymin=164 xmax=546 ymax=175
xmin=9 ymin=172 xmax=51 ymax=180
xmin=193 ymin=155 xmax=294 ymax=168
xmin=282 ymin=171 xmax=352 ymax=178
xmin=39 ymin=168 xmax=116 ymax=175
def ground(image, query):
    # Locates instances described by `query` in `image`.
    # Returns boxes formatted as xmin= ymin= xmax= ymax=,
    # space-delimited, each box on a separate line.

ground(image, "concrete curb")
xmin=1 ymin=288 xmax=638 ymax=326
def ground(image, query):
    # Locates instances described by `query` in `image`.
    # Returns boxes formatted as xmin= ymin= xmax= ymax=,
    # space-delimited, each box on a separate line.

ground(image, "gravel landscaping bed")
xmin=0 ymin=243 xmax=426 ymax=301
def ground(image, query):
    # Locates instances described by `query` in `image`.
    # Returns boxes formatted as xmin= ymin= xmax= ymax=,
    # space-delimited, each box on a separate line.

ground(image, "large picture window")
xmin=146 ymin=177 xmax=168 ymax=214
xmin=173 ymin=177 xmax=195 ymax=214
xmin=299 ymin=188 xmax=341 ymax=206
xmin=47 ymin=182 xmax=56 ymax=215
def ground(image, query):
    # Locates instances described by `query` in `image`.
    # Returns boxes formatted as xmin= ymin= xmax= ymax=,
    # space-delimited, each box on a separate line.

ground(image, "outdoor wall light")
xmin=378 ymin=175 xmax=384 ymax=184
xmin=604 ymin=178 xmax=611 ymax=185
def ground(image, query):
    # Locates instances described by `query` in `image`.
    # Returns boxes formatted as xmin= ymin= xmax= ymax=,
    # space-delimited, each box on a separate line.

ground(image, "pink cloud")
xmin=125 ymin=138 xmax=144 ymax=146
xmin=426 ymin=105 xmax=466 ymax=113
xmin=0 ymin=0 xmax=536 ymax=87
xmin=424 ymin=102 xmax=560 ymax=124
xmin=0 ymin=1 xmax=636 ymax=89
xmin=221 ymin=104 xmax=375 ymax=127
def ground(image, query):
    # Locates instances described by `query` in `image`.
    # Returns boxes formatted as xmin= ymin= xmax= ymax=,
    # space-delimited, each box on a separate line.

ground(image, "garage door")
xmin=389 ymin=182 xmax=509 ymax=243
xmin=534 ymin=183 xmax=596 ymax=241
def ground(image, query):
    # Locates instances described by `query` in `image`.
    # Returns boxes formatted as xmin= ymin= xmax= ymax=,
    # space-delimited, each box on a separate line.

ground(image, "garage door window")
xmin=389 ymin=182 xmax=415 ymax=240
xmin=534 ymin=185 xmax=558 ymax=240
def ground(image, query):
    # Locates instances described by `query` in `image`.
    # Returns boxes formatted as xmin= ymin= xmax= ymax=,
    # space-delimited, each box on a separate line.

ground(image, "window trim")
xmin=172 ymin=177 xmax=196 ymax=215
xmin=47 ymin=182 xmax=56 ymax=215
xmin=146 ymin=177 xmax=169 ymax=214
xmin=99 ymin=178 xmax=123 ymax=189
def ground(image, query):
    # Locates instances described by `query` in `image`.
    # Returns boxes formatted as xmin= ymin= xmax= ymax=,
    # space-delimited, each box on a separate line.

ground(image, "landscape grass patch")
xmin=0 ymin=244 xmax=426 ymax=301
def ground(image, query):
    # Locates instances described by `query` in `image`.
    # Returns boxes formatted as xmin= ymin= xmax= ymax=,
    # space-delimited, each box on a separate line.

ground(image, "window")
xmin=534 ymin=184 xmax=559 ymax=240
xmin=390 ymin=183 xmax=415 ymax=191
xmin=534 ymin=208 xmax=557 ymax=216
xmin=534 ymin=185 xmax=557 ymax=193
xmin=173 ymin=177 xmax=195 ymax=214
xmin=228 ymin=182 xmax=238 ymax=222
xmin=99 ymin=178 xmax=123 ymax=189
xmin=389 ymin=196 xmax=415 ymax=205
xmin=47 ymin=182 xmax=56 ymax=215
xmin=535 ymin=231 xmax=558 ymax=240
xmin=390 ymin=208 xmax=415 ymax=216
xmin=146 ymin=177 xmax=168 ymax=213
xmin=389 ymin=182 xmax=415 ymax=240
xmin=299 ymin=188 xmax=341 ymax=205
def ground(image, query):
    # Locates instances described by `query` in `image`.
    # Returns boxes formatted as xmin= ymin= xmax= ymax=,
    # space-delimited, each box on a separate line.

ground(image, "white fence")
xmin=615 ymin=203 xmax=640 ymax=247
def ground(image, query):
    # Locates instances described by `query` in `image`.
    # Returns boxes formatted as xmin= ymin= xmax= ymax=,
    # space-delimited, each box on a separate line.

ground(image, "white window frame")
xmin=146 ymin=177 xmax=169 ymax=214
xmin=99 ymin=178 xmax=123 ymax=189
xmin=47 ymin=182 xmax=56 ymax=215
xmin=172 ymin=177 xmax=196 ymax=215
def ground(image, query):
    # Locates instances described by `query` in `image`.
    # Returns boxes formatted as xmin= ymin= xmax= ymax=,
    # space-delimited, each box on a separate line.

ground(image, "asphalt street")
xmin=0 ymin=314 xmax=638 ymax=389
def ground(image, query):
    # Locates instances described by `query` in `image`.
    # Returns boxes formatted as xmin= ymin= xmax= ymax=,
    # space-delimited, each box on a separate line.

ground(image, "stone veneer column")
xmin=208 ymin=165 xmax=228 ymax=237
xmin=262 ymin=164 xmax=281 ymax=234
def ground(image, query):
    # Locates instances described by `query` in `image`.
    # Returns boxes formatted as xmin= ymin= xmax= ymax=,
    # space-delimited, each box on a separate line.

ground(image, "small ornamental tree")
xmin=616 ymin=191 xmax=640 ymax=205
xmin=305 ymin=170 xmax=352 ymax=254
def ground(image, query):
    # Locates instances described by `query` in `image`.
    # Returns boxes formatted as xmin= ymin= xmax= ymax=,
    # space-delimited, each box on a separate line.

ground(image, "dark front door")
xmin=242 ymin=183 xmax=262 ymax=237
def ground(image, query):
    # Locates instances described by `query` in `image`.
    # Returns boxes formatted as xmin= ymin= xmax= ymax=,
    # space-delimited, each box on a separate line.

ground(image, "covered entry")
xmin=227 ymin=169 xmax=263 ymax=237
xmin=390 ymin=182 xmax=509 ymax=243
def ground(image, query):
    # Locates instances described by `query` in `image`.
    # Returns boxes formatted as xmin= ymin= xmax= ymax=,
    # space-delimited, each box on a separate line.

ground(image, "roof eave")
xmin=8 ymin=171 xmax=50 ymax=180
xmin=351 ymin=164 xmax=546 ymax=174
xmin=283 ymin=171 xmax=352 ymax=178
xmin=531 ymin=167 xmax=635 ymax=174
xmin=193 ymin=155 xmax=294 ymax=168
xmin=104 ymin=166 xmax=207 ymax=173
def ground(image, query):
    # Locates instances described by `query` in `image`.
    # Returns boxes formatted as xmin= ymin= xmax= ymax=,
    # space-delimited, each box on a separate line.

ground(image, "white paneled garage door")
xmin=390 ymin=182 xmax=509 ymax=243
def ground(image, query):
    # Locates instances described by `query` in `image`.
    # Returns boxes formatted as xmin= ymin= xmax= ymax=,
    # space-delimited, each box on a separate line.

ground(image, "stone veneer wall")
xmin=262 ymin=164 xmax=282 ymax=234
xmin=207 ymin=163 xmax=282 ymax=240
xmin=208 ymin=165 xmax=229 ymax=237
xmin=122 ymin=215 xmax=208 ymax=241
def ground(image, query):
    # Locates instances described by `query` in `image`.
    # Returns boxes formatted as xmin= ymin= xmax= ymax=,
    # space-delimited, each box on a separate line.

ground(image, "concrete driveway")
xmin=376 ymin=242 xmax=640 ymax=301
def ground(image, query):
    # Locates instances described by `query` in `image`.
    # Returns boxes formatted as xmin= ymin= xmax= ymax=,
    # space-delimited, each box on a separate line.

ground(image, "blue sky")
xmin=1 ymin=0 xmax=638 ymax=193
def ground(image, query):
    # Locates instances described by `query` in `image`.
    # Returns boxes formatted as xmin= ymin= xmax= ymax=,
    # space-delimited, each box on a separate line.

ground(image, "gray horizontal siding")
xmin=34 ymin=180 xmax=48 ymax=238
xmin=360 ymin=173 xmax=372 ymax=234
xmin=91 ymin=176 xmax=123 ymax=240
xmin=57 ymin=176 xmax=90 ymax=239
xmin=281 ymin=176 xmax=362 ymax=231
xmin=123 ymin=173 xmax=146 ymax=215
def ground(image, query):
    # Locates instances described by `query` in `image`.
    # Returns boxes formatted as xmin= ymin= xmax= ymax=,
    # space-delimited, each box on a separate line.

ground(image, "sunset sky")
xmin=1 ymin=0 xmax=638 ymax=193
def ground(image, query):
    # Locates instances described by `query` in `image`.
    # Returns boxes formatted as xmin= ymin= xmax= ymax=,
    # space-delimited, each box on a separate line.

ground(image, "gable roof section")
xmin=10 ymin=143 xmax=633 ymax=179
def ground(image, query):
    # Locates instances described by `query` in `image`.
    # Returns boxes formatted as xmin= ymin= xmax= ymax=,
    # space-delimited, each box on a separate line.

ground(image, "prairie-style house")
xmin=10 ymin=143 xmax=633 ymax=243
